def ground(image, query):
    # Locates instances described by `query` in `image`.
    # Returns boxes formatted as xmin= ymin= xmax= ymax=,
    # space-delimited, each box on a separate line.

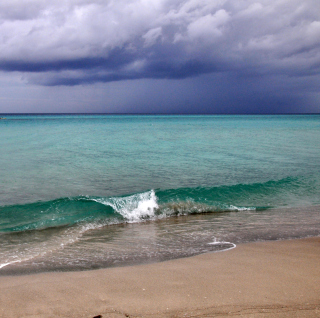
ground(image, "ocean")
xmin=0 ymin=114 xmax=319 ymax=274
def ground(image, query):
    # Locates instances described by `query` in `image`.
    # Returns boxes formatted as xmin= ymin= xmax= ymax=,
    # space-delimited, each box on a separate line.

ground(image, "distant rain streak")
xmin=0 ymin=0 xmax=319 ymax=113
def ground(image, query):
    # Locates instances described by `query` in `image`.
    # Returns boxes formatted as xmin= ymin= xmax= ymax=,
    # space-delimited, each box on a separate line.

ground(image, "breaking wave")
xmin=0 ymin=176 xmax=318 ymax=234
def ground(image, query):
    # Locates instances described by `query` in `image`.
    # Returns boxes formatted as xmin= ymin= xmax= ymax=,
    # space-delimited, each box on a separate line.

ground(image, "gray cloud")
xmin=0 ymin=0 xmax=319 ymax=86
xmin=0 ymin=0 xmax=319 ymax=114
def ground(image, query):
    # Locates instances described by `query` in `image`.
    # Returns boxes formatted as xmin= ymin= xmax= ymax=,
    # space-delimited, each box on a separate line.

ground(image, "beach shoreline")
xmin=0 ymin=237 xmax=319 ymax=317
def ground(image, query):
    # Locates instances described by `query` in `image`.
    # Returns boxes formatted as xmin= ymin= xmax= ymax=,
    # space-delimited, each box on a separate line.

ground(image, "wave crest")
xmin=1 ymin=175 xmax=318 ymax=233
xmin=93 ymin=190 xmax=159 ymax=221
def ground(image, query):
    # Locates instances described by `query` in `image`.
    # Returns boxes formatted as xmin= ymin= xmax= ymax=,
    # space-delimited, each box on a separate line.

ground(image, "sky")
xmin=0 ymin=0 xmax=320 ymax=114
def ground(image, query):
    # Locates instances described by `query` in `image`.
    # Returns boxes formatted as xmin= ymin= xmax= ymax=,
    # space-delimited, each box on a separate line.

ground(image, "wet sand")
xmin=0 ymin=237 xmax=319 ymax=318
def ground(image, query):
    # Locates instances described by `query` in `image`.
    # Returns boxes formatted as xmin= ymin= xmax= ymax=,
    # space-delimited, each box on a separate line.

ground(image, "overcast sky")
xmin=0 ymin=0 xmax=319 ymax=113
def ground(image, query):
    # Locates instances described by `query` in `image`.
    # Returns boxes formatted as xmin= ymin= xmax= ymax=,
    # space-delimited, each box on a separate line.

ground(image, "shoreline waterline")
xmin=0 ymin=237 xmax=319 ymax=318
xmin=1 ymin=204 xmax=320 ymax=276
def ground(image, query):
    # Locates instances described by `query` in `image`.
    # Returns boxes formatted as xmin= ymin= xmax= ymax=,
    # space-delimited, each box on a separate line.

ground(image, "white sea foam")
xmin=208 ymin=238 xmax=237 ymax=251
xmin=0 ymin=260 xmax=22 ymax=269
xmin=95 ymin=190 xmax=159 ymax=222
xmin=229 ymin=205 xmax=256 ymax=211
xmin=93 ymin=191 xmax=255 ymax=223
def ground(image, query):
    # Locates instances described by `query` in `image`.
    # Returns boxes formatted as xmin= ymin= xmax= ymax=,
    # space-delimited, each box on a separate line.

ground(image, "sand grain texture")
xmin=0 ymin=238 xmax=319 ymax=318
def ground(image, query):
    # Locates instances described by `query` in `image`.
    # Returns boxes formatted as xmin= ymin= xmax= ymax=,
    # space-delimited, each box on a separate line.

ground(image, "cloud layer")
xmin=1 ymin=0 xmax=319 ymax=86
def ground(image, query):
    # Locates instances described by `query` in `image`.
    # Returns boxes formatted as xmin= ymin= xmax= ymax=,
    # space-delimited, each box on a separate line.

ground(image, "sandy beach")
xmin=0 ymin=237 xmax=319 ymax=318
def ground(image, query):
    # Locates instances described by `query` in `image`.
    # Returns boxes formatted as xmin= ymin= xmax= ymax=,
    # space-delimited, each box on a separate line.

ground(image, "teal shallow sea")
xmin=0 ymin=114 xmax=320 ymax=274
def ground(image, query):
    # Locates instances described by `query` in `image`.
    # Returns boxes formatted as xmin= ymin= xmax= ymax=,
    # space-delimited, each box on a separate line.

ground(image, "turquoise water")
xmin=0 ymin=114 xmax=320 ymax=274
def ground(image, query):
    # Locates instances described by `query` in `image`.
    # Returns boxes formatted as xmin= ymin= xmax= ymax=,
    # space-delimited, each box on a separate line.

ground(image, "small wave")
xmin=0 ymin=221 xmax=102 ymax=271
xmin=1 ymin=175 xmax=317 ymax=234
xmin=156 ymin=201 xmax=256 ymax=217
xmin=93 ymin=190 xmax=159 ymax=222
xmin=0 ymin=260 xmax=22 ymax=269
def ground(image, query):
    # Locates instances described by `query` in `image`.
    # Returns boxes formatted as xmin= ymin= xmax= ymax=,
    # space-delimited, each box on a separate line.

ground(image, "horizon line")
xmin=1 ymin=112 xmax=320 ymax=116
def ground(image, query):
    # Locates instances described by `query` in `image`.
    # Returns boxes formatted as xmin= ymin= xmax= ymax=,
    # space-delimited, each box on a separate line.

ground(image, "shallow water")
xmin=1 ymin=205 xmax=319 ymax=275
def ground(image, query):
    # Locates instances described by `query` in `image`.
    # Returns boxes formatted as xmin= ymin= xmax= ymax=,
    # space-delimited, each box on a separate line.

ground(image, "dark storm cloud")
xmin=26 ymin=59 xmax=218 ymax=86
xmin=0 ymin=0 xmax=319 ymax=86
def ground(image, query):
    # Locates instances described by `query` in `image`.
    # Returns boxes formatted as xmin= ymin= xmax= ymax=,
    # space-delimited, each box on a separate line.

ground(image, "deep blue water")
xmin=0 ymin=114 xmax=319 ymax=274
